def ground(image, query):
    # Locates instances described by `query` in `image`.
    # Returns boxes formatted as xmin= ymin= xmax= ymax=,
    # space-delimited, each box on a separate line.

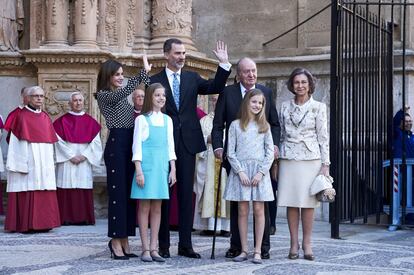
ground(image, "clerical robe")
xmin=54 ymin=111 xmax=102 ymax=225
xmin=0 ymin=115 xmax=4 ymax=215
xmin=4 ymin=107 xmax=60 ymax=232
xmin=193 ymin=112 xmax=230 ymax=231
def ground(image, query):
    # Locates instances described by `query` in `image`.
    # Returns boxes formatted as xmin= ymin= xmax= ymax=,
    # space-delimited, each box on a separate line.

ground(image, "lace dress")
xmin=223 ymin=120 xmax=274 ymax=202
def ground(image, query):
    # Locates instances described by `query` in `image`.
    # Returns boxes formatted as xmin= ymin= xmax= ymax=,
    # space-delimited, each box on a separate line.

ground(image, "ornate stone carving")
xmin=43 ymin=81 xmax=90 ymax=119
xmin=0 ymin=0 xmax=24 ymax=51
xmin=152 ymin=0 xmax=192 ymax=35
xmin=143 ymin=0 xmax=151 ymax=32
xmin=126 ymin=0 xmax=136 ymax=47
xmin=97 ymin=0 xmax=108 ymax=48
xmin=105 ymin=0 xmax=117 ymax=45
xmin=149 ymin=0 xmax=196 ymax=52
xmin=34 ymin=0 xmax=43 ymax=45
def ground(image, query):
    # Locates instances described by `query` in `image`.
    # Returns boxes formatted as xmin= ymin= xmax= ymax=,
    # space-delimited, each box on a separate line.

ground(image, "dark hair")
xmin=141 ymin=83 xmax=166 ymax=115
xmin=286 ymin=68 xmax=316 ymax=95
xmin=96 ymin=59 xmax=123 ymax=93
xmin=163 ymin=38 xmax=183 ymax=53
xmin=238 ymin=89 xmax=269 ymax=133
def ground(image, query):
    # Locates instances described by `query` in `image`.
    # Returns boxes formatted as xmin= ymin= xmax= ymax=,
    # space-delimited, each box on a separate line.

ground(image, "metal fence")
xmin=329 ymin=0 xmax=393 ymax=238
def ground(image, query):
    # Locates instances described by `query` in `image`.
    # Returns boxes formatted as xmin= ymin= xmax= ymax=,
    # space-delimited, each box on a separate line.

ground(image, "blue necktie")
xmin=172 ymin=73 xmax=180 ymax=109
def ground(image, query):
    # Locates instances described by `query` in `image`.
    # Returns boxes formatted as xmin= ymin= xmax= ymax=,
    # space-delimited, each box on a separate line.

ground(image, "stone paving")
xmin=0 ymin=217 xmax=413 ymax=275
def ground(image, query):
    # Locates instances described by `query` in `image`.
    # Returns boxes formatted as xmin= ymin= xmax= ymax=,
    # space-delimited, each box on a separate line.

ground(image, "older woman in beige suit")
xmin=278 ymin=68 xmax=330 ymax=261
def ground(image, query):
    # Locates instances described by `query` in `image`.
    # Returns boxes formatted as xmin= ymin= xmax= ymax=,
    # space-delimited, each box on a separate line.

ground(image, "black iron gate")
xmin=329 ymin=0 xmax=393 ymax=238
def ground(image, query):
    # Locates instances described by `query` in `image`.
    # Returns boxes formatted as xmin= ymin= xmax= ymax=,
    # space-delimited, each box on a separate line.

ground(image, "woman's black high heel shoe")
xmin=108 ymin=240 xmax=129 ymax=260
xmin=122 ymin=247 xmax=138 ymax=258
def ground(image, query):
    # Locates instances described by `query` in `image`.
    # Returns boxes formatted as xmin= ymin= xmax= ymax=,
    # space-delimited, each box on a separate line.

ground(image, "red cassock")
xmin=4 ymin=108 xmax=60 ymax=233
xmin=53 ymin=113 xmax=101 ymax=225
xmin=0 ymin=115 xmax=4 ymax=215
xmin=4 ymin=106 xmax=22 ymax=144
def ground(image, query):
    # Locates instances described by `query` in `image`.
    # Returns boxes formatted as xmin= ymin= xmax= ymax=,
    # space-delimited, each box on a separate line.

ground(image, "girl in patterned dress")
xmin=131 ymin=83 xmax=177 ymax=262
xmin=223 ymin=89 xmax=274 ymax=264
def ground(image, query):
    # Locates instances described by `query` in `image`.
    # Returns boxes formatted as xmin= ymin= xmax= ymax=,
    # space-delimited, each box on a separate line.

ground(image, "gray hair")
xmin=69 ymin=91 xmax=84 ymax=102
xmin=236 ymin=57 xmax=256 ymax=75
xmin=27 ymin=86 xmax=44 ymax=96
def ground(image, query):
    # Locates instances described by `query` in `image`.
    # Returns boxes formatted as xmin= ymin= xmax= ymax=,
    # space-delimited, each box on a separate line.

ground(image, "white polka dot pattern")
xmin=96 ymin=69 xmax=149 ymax=129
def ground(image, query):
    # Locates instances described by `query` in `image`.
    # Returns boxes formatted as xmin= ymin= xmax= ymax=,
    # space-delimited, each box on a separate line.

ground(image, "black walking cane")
xmin=210 ymin=159 xmax=224 ymax=259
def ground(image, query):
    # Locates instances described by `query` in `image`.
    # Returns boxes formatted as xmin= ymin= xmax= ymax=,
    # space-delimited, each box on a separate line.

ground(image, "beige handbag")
xmin=310 ymin=175 xmax=336 ymax=203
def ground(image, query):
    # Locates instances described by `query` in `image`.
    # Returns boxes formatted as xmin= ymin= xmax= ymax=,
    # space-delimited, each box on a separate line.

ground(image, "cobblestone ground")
xmin=0 ymin=218 xmax=413 ymax=275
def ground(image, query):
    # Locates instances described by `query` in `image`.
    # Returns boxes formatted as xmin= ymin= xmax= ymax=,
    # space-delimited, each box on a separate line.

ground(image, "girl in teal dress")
xmin=131 ymin=83 xmax=177 ymax=262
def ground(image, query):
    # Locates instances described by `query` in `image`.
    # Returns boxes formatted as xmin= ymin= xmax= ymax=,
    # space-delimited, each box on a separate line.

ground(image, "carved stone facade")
xmin=1 ymin=0 xmax=414 ymax=219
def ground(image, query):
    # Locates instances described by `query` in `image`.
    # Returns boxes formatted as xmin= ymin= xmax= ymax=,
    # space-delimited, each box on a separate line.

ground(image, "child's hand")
xmin=136 ymin=173 xmax=145 ymax=188
xmin=169 ymin=170 xmax=177 ymax=187
xmin=238 ymin=171 xmax=250 ymax=186
xmin=251 ymin=173 xmax=263 ymax=186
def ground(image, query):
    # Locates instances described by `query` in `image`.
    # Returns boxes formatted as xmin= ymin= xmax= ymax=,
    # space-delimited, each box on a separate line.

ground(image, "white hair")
xmin=27 ymin=86 xmax=44 ymax=96
xmin=69 ymin=92 xmax=84 ymax=102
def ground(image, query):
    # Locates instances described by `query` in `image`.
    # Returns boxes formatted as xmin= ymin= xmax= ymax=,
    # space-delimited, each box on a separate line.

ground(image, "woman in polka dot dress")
xmin=96 ymin=55 xmax=152 ymax=260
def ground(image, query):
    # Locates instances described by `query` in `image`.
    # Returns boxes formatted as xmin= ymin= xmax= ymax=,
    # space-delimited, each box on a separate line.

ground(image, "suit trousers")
xmin=159 ymin=137 xmax=196 ymax=249
xmin=229 ymin=201 xmax=271 ymax=253
xmin=104 ymin=129 xmax=136 ymax=238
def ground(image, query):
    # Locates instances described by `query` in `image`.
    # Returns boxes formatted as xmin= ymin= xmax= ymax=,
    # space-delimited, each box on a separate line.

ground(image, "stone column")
xmin=44 ymin=0 xmax=69 ymax=46
xmin=149 ymin=0 xmax=196 ymax=52
xmin=73 ymin=0 xmax=98 ymax=48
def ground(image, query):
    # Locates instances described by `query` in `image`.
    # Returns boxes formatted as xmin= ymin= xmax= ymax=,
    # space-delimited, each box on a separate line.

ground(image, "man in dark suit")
xmin=151 ymin=38 xmax=231 ymax=259
xmin=212 ymin=57 xmax=280 ymax=260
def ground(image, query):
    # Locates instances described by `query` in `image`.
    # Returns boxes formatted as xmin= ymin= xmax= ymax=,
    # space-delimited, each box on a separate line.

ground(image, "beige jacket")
xmin=279 ymin=97 xmax=330 ymax=165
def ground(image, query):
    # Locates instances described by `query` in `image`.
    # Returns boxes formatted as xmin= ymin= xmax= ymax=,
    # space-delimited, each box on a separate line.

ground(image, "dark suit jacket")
xmin=151 ymin=66 xmax=231 ymax=155
xmin=212 ymin=83 xmax=281 ymax=170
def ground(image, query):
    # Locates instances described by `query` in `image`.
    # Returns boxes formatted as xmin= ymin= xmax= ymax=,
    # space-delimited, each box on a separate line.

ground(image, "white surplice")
xmin=54 ymin=133 xmax=102 ymax=189
xmin=193 ymin=113 xmax=230 ymax=231
xmin=6 ymin=133 xmax=56 ymax=192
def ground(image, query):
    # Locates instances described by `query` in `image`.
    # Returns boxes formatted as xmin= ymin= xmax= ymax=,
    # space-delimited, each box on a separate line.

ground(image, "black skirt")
xmin=104 ymin=128 xmax=136 ymax=238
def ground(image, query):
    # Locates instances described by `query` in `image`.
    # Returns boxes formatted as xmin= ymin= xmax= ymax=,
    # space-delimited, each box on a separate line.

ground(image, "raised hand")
xmin=143 ymin=54 xmax=153 ymax=73
xmin=212 ymin=40 xmax=229 ymax=64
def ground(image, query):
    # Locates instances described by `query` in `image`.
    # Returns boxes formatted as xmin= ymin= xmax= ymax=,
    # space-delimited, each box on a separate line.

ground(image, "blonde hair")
xmin=238 ymin=89 xmax=269 ymax=133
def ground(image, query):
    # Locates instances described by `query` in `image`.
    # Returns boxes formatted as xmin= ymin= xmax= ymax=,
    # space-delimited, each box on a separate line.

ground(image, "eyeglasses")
xmin=30 ymin=94 xmax=45 ymax=98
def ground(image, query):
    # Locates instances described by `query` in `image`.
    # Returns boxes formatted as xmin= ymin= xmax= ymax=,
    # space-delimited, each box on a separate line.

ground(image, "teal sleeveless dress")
xmin=131 ymin=114 xmax=170 ymax=199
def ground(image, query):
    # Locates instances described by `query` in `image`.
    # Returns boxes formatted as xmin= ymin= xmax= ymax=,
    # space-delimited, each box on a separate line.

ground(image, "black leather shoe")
xmin=220 ymin=230 xmax=231 ymax=237
xmin=158 ymin=248 xmax=170 ymax=258
xmin=261 ymin=251 xmax=270 ymax=259
xmin=225 ymin=248 xmax=241 ymax=258
xmin=199 ymin=230 xmax=214 ymax=236
xmin=178 ymin=247 xmax=201 ymax=259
